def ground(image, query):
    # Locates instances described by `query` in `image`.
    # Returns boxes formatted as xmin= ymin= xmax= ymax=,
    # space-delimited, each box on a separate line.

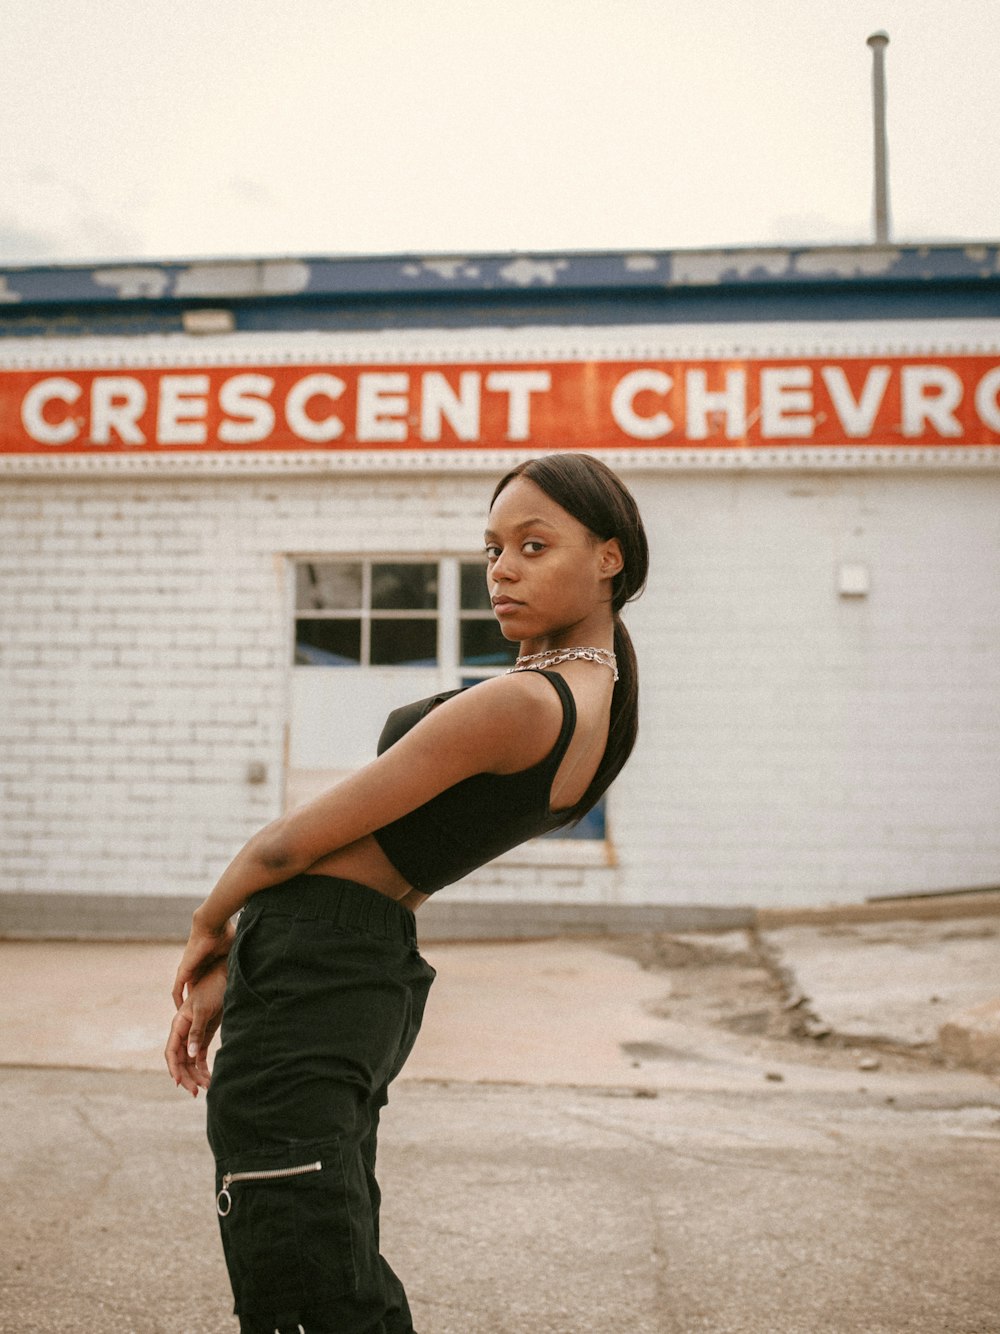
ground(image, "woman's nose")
xmin=491 ymin=549 xmax=517 ymax=582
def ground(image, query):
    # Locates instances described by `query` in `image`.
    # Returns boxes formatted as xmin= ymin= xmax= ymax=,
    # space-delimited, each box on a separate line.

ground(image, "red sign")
xmin=2 ymin=356 xmax=999 ymax=453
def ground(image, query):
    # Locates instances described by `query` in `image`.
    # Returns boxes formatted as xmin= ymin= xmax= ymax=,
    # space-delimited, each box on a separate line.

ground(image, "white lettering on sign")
xmin=685 ymin=368 xmax=746 ymax=440
xmin=610 ymin=369 xmax=673 ymax=439
xmin=974 ymin=366 xmax=1000 ymax=432
xmin=20 ymin=377 xmax=82 ymax=444
xmin=901 ymin=365 xmax=963 ymax=437
xmin=91 ymin=376 xmax=147 ymax=445
xmin=284 ymin=374 xmax=345 ymax=442
xmin=157 ymin=375 xmax=209 ymax=445
xmin=484 ymin=371 xmax=552 ymax=441
xmin=218 ymin=374 xmax=276 ymax=444
xmin=357 ymin=373 xmax=409 ymax=443
xmin=820 ymin=365 xmax=890 ymax=437
xmin=10 ymin=357 xmax=1000 ymax=452
xmin=421 ymin=370 xmax=480 ymax=441
xmin=760 ymin=367 xmax=814 ymax=438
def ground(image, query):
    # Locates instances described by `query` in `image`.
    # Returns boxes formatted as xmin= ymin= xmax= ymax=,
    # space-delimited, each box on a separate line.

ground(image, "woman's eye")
xmin=523 ymin=541 xmax=545 ymax=554
xmin=484 ymin=545 xmax=500 ymax=560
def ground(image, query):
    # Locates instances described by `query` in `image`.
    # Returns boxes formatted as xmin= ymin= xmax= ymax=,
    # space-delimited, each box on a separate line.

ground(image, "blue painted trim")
xmin=0 ymin=244 xmax=997 ymax=337
xmin=0 ymin=242 xmax=998 ymax=306
xmin=1 ymin=283 xmax=997 ymax=339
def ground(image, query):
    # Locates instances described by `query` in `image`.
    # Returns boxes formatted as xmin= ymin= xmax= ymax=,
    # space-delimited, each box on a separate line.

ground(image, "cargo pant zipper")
xmin=217 ymin=1160 xmax=323 ymax=1216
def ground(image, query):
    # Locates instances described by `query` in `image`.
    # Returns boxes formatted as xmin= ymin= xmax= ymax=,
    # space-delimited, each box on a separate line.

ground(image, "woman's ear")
xmin=599 ymin=538 xmax=624 ymax=579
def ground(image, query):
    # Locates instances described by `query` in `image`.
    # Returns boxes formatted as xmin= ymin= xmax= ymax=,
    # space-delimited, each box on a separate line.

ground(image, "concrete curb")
xmin=2 ymin=888 xmax=999 ymax=943
xmin=0 ymin=890 xmax=754 ymax=943
xmin=756 ymin=891 xmax=1000 ymax=928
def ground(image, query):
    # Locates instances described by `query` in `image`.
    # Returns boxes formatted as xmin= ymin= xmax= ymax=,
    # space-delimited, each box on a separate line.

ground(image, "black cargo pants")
xmin=206 ymin=875 xmax=436 ymax=1334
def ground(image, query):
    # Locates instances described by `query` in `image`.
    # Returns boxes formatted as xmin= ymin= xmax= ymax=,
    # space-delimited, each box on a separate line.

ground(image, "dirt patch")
xmin=606 ymin=930 xmax=941 ymax=1074
xmin=609 ymin=931 xmax=802 ymax=1041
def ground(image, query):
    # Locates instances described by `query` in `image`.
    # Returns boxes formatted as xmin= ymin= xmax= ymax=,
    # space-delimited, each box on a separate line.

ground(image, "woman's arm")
xmin=172 ymin=672 xmax=562 ymax=1003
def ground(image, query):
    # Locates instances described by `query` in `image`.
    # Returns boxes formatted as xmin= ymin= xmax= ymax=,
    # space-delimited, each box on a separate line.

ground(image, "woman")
xmin=166 ymin=452 xmax=648 ymax=1334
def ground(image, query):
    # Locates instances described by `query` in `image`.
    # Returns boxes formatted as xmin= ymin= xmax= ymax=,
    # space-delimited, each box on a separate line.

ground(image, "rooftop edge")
xmin=1 ymin=242 xmax=998 ymax=308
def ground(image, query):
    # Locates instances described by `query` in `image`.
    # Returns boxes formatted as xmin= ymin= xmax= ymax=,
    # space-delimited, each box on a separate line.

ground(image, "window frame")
xmin=293 ymin=558 xmax=443 ymax=669
xmin=288 ymin=553 xmax=608 ymax=848
xmin=291 ymin=553 xmax=518 ymax=678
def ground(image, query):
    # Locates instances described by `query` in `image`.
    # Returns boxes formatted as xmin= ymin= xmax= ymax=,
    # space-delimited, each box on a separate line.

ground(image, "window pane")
xmin=296 ymin=562 xmax=362 ymax=611
xmin=295 ymin=618 xmax=362 ymax=665
xmin=371 ymin=563 xmax=438 ymax=611
xmin=460 ymin=561 xmax=491 ymax=610
xmin=460 ymin=619 xmax=517 ymax=667
xmin=371 ymin=618 xmax=438 ymax=666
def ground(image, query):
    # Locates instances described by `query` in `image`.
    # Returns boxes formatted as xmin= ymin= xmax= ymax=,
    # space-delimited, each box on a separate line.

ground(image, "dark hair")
xmin=490 ymin=452 xmax=648 ymax=820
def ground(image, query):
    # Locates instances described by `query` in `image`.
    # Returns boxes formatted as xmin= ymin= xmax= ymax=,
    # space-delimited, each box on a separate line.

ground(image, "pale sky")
xmin=2 ymin=0 xmax=997 ymax=266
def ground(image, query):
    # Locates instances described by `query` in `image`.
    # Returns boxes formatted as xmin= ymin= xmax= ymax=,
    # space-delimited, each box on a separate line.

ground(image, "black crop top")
xmin=371 ymin=669 xmax=578 ymax=896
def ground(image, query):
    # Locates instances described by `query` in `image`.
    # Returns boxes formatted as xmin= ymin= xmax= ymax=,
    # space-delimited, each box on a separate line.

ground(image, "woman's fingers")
xmin=165 ymin=1008 xmax=200 ymax=1095
xmin=167 ymin=962 xmax=228 ymax=1094
xmin=186 ymin=1019 xmax=204 ymax=1062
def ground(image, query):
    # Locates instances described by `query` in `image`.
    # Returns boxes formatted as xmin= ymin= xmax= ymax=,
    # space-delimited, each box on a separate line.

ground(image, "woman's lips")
xmin=491 ymin=597 xmax=522 ymax=615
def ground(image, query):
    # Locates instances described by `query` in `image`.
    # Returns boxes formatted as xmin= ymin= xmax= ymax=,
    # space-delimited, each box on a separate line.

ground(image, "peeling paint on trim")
xmin=92 ymin=267 xmax=171 ymax=299
xmin=404 ymin=258 xmax=482 ymax=282
xmin=671 ymin=250 xmax=793 ymax=284
xmin=0 ymin=243 xmax=997 ymax=311
xmin=173 ymin=261 xmax=310 ymax=298
xmin=793 ymin=248 xmax=902 ymax=278
xmin=623 ymin=254 xmax=660 ymax=273
xmin=498 ymin=258 xmax=570 ymax=287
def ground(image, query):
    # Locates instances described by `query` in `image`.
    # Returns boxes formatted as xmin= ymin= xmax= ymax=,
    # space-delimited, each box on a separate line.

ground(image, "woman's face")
xmin=484 ymin=476 xmax=622 ymax=647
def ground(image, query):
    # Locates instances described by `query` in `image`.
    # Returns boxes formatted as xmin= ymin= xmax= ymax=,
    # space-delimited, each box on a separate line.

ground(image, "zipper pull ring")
xmin=217 ymin=1174 xmax=234 ymax=1216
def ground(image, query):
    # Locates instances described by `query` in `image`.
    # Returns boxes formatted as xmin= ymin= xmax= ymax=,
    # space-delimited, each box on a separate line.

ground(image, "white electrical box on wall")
xmin=837 ymin=562 xmax=871 ymax=597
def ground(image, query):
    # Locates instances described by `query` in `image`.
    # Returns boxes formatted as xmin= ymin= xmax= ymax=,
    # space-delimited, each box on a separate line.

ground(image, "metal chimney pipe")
xmin=867 ymin=31 xmax=892 ymax=244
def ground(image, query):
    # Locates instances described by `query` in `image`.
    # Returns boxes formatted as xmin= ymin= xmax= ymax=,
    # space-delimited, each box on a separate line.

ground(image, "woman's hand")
xmin=171 ymin=910 xmax=236 ymax=1009
xmin=165 ymin=957 xmax=229 ymax=1095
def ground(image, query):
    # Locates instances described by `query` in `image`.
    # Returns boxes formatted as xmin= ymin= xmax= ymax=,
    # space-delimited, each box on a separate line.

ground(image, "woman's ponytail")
xmin=571 ymin=612 xmax=638 ymax=816
xmin=490 ymin=453 xmax=648 ymax=821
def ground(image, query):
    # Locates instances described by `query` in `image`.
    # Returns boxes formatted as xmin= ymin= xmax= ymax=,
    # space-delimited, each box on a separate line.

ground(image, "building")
xmin=1 ymin=243 xmax=999 ymax=937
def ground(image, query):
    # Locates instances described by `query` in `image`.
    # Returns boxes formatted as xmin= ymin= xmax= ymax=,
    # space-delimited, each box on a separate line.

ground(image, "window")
xmin=293 ymin=557 xmax=517 ymax=675
xmin=294 ymin=561 xmax=440 ymax=667
xmin=457 ymin=559 xmax=517 ymax=677
xmin=290 ymin=556 xmax=604 ymax=841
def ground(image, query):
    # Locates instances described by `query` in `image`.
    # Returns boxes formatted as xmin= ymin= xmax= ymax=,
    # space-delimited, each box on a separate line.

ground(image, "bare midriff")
xmin=303 ymin=835 xmax=430 ymax=912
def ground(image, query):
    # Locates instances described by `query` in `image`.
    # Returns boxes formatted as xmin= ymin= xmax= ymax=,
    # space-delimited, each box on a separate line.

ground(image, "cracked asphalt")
xmin=1 ymin=924 xmax=998 ymax=1333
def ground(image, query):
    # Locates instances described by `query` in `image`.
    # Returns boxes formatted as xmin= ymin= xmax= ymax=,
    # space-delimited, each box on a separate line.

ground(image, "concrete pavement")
xmin=3 ymin=1067 xmax=1000 ymax=1334
xmin=1 ymin=913 xmax=999 ymax=1332
xmin=2 ymin=911 xmax=999 ymax=1083
xmin=759 ymin=913 xmax=1000 ymax=1065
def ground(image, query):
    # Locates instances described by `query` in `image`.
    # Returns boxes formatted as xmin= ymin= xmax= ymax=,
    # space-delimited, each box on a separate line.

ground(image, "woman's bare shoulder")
xmin=418 ymin=670 xmax=567 ymax=769
xmin=448 ymin=669 xmax=565 ymax=720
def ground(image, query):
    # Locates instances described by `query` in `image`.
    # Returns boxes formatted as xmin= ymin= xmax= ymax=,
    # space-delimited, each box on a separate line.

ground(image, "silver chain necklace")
xmin=507 ymin=645 xmax=619 ymax=681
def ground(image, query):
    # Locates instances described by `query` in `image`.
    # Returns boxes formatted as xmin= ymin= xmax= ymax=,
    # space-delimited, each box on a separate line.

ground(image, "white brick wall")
xmin=2 ymin=467 xmax=999 ymax=909
xmin=618 ymin=469 xmax=1000 ymax=906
